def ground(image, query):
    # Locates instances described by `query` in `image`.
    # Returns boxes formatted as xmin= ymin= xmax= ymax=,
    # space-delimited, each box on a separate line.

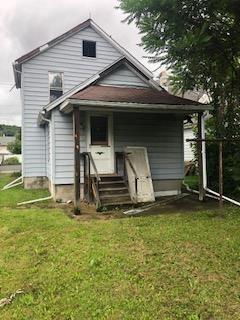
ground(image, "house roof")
xmin=38 ymin=57 xmax=212 ymax=124
xmin=70 ymin=85 xmax=202 ymax=105
xmin=43 ymin=57 xmax=161 ymax=113
xmin=13 ymin=19 xmax=152 ymax=88
xmin=0 ymin=136 xmax=15 ymax=146
xmin=57 ymin=84 xmax=212 ymax=115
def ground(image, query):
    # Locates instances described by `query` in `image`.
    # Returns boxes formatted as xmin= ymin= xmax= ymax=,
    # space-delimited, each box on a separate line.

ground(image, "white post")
xmin=201 ymin=113 xmax=207 ymax=189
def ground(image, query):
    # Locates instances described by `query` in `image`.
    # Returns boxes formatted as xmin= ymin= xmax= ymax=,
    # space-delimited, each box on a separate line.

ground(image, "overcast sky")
xmin=0 ymin=0 xmax=161 ymax=126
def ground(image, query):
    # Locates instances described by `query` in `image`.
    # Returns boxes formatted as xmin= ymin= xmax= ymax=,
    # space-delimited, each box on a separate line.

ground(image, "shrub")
xmin=7 ymin=139 xmax=21 ymax=154
xmin=206 ymin=142 xmax=240 ymax=198
xmin=3 ymin=157 xmax=20 ymax=165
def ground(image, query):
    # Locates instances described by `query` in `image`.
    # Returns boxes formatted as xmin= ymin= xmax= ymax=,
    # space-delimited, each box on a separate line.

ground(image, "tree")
xmin=0 ymin=124 xmax=20 ymax=137
xmin=119 ymin=0 xmax=240 ymax=199
xmin=7 ymin=129 xmax=21 ymax=154
xmin=119 ymin=0 xmax=240 ymax=137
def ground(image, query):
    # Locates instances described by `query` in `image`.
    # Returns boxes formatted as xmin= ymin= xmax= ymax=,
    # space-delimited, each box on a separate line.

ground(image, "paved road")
xmin=0 ymin=165 xmax=21 ymax=173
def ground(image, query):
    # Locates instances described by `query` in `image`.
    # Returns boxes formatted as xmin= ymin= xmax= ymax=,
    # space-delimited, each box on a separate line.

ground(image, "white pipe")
xmin=201 ymin=114 xmax=240 ymax=207
xmin=17 ymin=196 xmax=52 ymax=206
xmin=2 ymin=176 xmax=23 ymax=190
xmin=201 ymin=113 xmax=207 ymax=188
xmin=3 ymin=181 xmax=23 ymax=190
xmin=183 ymin=181 xmax=218 ymax=200
xmin=205 ymin=187 xmax=240 ymax=206
xmin=41 ymin=113 xmax=54 ymax=197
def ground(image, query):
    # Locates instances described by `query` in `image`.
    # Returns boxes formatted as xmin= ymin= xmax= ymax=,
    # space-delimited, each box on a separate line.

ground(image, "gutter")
xmin=39 ymin=112 xmax=54 ymax=197
xmin=60 ymin=99 xmax=213 ymax=114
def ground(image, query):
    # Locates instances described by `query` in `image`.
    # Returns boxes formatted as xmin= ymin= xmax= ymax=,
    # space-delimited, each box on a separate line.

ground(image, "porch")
xmin=68 ymin=108 xmax=201 ymax=213
xmin=43 ymin=84 xmax=212 ymax=213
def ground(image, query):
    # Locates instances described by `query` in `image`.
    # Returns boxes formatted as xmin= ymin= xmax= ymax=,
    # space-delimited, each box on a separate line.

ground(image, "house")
xmin=0 ymin=135 xmax=15 ymax=155
xmin=159 ymin=70 xmax=211 ymax=162
xmin=13 ymin=19 xmax=211 ymax=211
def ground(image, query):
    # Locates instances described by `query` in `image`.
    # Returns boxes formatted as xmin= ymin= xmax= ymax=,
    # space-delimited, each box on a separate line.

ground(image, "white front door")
xmin=87 ymin=113 xmax=114 ymax=174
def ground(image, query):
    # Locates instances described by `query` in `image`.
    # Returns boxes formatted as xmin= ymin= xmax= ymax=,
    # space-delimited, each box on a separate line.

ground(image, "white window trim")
xmin=48 ymin=71 xmax=64 ymax=103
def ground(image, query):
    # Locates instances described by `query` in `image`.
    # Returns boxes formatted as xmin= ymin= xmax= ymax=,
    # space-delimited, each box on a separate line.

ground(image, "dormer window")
xmin=49 ymin=72 xmax=63 ymax=102
xmin=83 ymin=40 xmax=96 ymax=58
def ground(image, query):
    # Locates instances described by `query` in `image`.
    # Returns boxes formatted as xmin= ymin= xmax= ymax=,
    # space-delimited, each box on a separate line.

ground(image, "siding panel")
xmin=114 ymin=113 xmax=184 ymax=180
xmin=99 ymin=65 xmax=148 ymax=87
xmin=22 ymin=26 xmax=122 ymax=178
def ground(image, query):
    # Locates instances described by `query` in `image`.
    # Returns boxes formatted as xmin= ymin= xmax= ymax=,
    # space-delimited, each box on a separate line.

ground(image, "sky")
xmin=0 ymin=0 xmax=161 ymax=126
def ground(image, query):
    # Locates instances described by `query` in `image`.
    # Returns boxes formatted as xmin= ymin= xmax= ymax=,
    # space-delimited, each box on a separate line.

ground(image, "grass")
xmin=184 ymin=175 xmax=199 ymax=190
xmin=1 ymin=174 xmax=240 ymax=319
xmin=0 ymin=174 xmax=50 ymax=207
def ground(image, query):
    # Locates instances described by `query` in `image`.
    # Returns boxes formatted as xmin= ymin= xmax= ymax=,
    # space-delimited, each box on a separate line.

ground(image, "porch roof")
xmin=71 ymin=85 xmax=201 ymax=106
xmin=60 ymin=85 xmax=212 ymax=114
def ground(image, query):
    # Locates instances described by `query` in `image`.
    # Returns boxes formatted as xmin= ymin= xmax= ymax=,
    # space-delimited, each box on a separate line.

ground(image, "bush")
xmin=7 ymin=139 xmax=21 ymax=154
xmin=206 ymin=142 xmax=240 ymax=198
xmin=3 ymin=157 xmax=20 ymax=165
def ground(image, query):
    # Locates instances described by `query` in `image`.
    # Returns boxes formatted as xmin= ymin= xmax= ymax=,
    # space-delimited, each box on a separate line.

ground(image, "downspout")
xmin=17 ymin=112 xmax=53 ymax=206
xmin=41 ymin=112 xmax=54 ymax=197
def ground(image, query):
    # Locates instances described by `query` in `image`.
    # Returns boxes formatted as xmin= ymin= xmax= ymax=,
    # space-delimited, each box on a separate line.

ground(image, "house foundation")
xmin=152 ymin=179 xmax=182 ymax=197
xmin=52 ymin=184 xmax=84 ymax=202
xmin=24 ymin=177 xmax=49 ymax=189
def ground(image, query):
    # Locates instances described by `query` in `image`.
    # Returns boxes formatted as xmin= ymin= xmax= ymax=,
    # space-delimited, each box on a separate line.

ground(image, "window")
xmin=49 ymin=72 xmax=63 ymax=102
xmin=90 ymin=116 xmax=108 ymax=145
xmin=83 ymin=40 xmax=96 ymax=58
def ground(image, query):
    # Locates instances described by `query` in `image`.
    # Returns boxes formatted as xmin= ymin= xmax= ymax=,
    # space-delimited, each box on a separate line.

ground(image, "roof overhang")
xmin=60 ymin=98 xmax=213 ymax=115
xmin=13 ymin=19 xmax=153 ymax=89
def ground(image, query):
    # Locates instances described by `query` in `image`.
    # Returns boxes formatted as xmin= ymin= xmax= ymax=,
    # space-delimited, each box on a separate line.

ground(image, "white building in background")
xmin=159 ymin=70 xmax=210 ymax=162
xmin=0 ymin=136 xmax=15 ymax=155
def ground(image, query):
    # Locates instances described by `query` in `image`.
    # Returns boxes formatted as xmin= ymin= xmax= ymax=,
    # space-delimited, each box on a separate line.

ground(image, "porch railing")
xmin=82 ymin=152 xmax=101 ymax=209
xmin=115 ymin=151 xmax=138 ymax=196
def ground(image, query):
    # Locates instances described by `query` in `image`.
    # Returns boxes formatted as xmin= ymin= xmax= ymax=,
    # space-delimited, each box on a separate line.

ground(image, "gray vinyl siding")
xmin=99 ymin=65 xmax=148 ymax=87
xmin=114 ymin=113 xmax=184 ymax=180
xmin=52 ymin=111 xmax=184 ymax=185
xmin=52 ymin=109 xmax=86 ymax=184
xmin=21 ymin=26 xmax=122 ymax=178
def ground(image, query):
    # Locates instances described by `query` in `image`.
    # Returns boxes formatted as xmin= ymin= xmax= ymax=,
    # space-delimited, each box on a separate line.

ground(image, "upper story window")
xmin=82 ymin=40 xmax=96 ymax=58
xmin=49 ymin=72 xmax=63 ymax=102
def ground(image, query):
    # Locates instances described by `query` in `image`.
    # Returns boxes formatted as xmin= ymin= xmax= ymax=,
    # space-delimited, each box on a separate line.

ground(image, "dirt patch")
xmin=60 ymin=193 xmax=223 ymax=221
xmin=62 ymin=201 xmax=126 ymax=221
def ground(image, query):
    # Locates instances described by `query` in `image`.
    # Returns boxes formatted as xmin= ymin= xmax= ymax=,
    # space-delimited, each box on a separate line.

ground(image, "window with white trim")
xmin=49 ymin=72 xmax=63 ymax=102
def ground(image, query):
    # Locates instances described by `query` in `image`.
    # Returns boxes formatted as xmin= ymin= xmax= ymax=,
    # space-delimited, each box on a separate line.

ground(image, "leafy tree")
xmin=119 ymin=0 xmax=240 ymax=137
xmin=7 ymin=130 xmax=21 ymax=154
xmin=0 ymin=124 xmax=20 ymax=137
xmin=119 ymin=0 xmax=240 ymax=197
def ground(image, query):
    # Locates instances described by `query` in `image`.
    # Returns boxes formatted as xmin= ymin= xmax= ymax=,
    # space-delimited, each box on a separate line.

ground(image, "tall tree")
xmin=119 ymin=0 xmax=240 ymax=138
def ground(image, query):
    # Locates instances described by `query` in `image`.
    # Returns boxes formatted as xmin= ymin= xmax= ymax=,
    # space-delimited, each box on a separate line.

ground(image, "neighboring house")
xmin=0 ymin=136 xmax=22 ymax=164
xmin=0 ymin=136 xmax=15 ymax=155
xmin=13 ymin=19 xmax=211 ymax=209
xmin=184 ymin=124 xmax=195 ymax=162
xmin=159 ymin=70 xmax=211 ymax=162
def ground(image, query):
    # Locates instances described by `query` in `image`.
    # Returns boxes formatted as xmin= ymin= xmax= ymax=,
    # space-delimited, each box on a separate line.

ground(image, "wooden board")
xmin=125 ymin=146 xmax=155 ymax=203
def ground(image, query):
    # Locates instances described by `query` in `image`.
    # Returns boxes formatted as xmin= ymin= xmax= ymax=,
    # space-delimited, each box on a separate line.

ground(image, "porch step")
xmin=99 ymin=175 xmax=123 ymax=182
xmin=99 ymin=181 xmax=126 ymax=188
xmin=97 ymin=175 xmax=133 ymax=208
xmin=99 ymin=187 xmax=129 ymax=196
xmin=101 ymin=195 xmax=132 ymax=206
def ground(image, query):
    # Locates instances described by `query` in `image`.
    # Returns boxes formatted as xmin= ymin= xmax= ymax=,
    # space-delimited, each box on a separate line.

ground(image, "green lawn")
xmin=184 ymin=175 xmax=199 ymax=190
xmin=1 ymin=174 xmax=240 ymax=319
